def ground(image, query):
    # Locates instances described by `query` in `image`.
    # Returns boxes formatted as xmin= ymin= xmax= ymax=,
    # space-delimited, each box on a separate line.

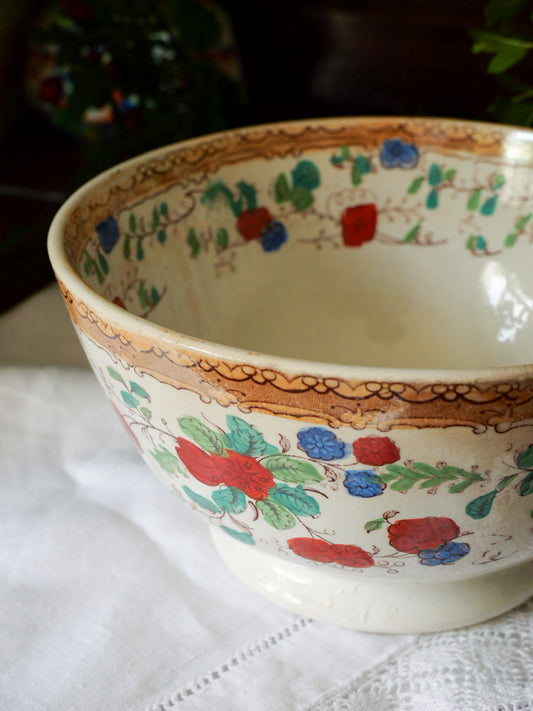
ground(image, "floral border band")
xmin=62 ymin=118 xmax=509 ymax=267
xmin=61 ymin=284 xmax=533 ymax=432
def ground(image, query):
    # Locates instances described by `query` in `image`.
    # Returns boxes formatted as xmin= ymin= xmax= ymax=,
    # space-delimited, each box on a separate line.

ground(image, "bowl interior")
xmin=59 ymin=118 xmax=533 ymax=369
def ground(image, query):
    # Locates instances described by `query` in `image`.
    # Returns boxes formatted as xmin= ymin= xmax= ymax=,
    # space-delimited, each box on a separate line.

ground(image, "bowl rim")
xmin=47 ymin=114 xmax=533 ymax=384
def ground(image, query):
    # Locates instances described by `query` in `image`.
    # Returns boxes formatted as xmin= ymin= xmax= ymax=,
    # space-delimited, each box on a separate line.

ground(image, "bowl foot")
xmin=211 ymin=528 xmax=533 ymax=633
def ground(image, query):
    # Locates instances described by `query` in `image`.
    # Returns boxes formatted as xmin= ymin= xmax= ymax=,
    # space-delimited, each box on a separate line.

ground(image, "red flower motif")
xmin=288 ymin=538 xmax=374 ymax=568
xmin=353 ymin=436 xmax=400 ymax=466
xmin=176 ymin=438 xmax=223 ymax=486
xmin=214 ymin=449 xmax=275 ymax=500
xmin=237 ymin=207 xmax=272 ymax=241
xmin=388 ymin=517 xmax=461 ymax=554
xmin=341 ymin=204 xmax=377 ymax=247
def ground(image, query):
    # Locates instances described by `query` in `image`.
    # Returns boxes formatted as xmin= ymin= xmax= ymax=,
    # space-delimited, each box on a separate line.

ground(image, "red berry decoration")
xmin=341 ymin=204 xmax=377 ymax=247
xmin=175 ymin=438 xmax=223 ymax=486
xmin=236 ymin=207 xmax=272 ymax=241
xmin=288 ymin=538 xmax=374 ymax=568
xmin=387 ymin=517 xmax=461 ymax=554
xmin=353 ymin=436 xmax=400 ymax=466
xmin=213 ymin=449 xmax=275 ymax=500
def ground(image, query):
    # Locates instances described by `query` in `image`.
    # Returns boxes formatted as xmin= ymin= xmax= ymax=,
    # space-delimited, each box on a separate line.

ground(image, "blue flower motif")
xmin=261 ymin=221 xmax=288 ymax=252
xmin=343 ymin=470 xmax=385 ymax=498
xmin=297 ymin=426 xmax=348 ymax=460
xmin=96 ymin=216 xmax=120 ymax=253
xmin=379 ymin=138 xmax=419 ymax=169
xmin=418 ymin=540 xmax=471 ymax=566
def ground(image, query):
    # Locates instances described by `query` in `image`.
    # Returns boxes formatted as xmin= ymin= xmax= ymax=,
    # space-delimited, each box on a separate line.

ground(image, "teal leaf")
xmin=150 ymin=286 xmax=160 ymax=305
xmin=467 ymin=189 xmax=482 ymax=211
xmin=187 ymin=227 xmax=201 ymax=256
xmin=481 ymin=195 xmax=498 ymax=216
xmin=160 ymin=201 xmax=168 ymax=216
xmin=224 ymin=415 xmax=277 ymax=457
xmin=121 ymin=390 xmax=140 ymax=408
xmin=291 ymin=160 xmax=320 ymax=191
xmin=426 ymin=188 xmax=439 ymax=209
xmin=274 ymin=173 xmax=291 ymax=203
xmin=149 ymin=444 xmax=183 ymax=474
xmin=129 ymin=381 xmax=149 ymax=399
xmin=136 ymin=242 xmax=145 ymax=261
xmin=291 ymin=186 xmax=314 ymax=211
xmin=466 ymin=489 xmax=498 ymax=519
xmin=178 ymin=415 xmax=226 ymax=454
xmin=262 ymin=454 xmax=323 ymax=483
xmin=183 ymin=485 xmax=220 ymax=513
xmin=220 ymin=526 xmax=255 ymax=545
xmin=517 ymin=443 xmax=533 ymax=469
xmin=257 ymin=498 xmax=296 ymax=529
xmin=237 ymin=181 xmax=257 ymax=211
xmin=269 ymin=483 xmax=320 ymax=516
xmin=428 ymin=163 xmax=442 ymax=186
xmin=476 ymin=235 xmax=487 ymax=251
xmin=354 ymin=154 xmax=371 ymax=175
xmin=212 ymin=486 xmax=247 ymax=513
xmin=520 ymin=471 xmax=533 ymax=496
xmin=157 ymin=228 xmax=167 ymax=244
xmin=407 ymin=176 xmax=424 ymax=194
xmin=107 ymin=366 xmax=126 ymax=385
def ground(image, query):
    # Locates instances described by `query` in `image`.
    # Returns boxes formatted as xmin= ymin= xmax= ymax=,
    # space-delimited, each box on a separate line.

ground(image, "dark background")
xmin=0 ymin=0 xmax=500 ymax=314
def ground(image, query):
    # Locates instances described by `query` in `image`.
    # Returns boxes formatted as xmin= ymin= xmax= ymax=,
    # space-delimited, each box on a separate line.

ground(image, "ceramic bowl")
xmin=48 ymin=117 xmax=533 ymax=633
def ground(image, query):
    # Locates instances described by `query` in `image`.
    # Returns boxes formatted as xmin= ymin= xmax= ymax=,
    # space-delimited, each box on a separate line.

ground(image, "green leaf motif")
xmin=492 ymin=173 xmax=505 ymax=190
xmin=262 ymin=454 xmax=323 ymax=483
xmin=121 ymin=390 xmax=140 ymax=408
xmin=380 ymin=462 xmax=481 ymax=493
xmin=407 ymin=176 xmax=424 ymax=194
xmin=123 ymin=234 xmax=131 ymax=259
xmin=354 ymin=154 xmax=371 ymax=175
xmin=179 ymin=415 xmax=226 ymax=454
xmin=187 ymin=228 xmax=201 ymax=256
xmin=476 ymin=235 xmax=487 ymax=251
xmin=182 ymin=485 xmax=220 ymax=513
xmin=129 ymin=212 xmax=137 ymax=232
xmin=505 ymin=232 xmax=518 ymax=247
xmin=351 ymin=163 xmax=362 ymax=186
xmin=150 ymin=286 xmax=160 ymax=305
xmin=269 ymin=484 xmax=320 ymax=516
xmin=426 ymin=188 xmax=439 ymax=209
xmin=152 ymin=206 xmax=160 ymax=230
xmin=516 ymin=213 xmax=532 ymax=231
xmin=224 ymin=415 xmax=277 ymax=457
xmin=237 ymin=181 xmax=257 ymax=211
xmin=139 ymin=406 xmax=152 ymax=420
xmin=517 ymin=443 xmax=533 ymax=469
xmin=291 ymin=160 xmax=320 ymax=191
xmin=216 ymin=227 xmax=229 ymax=250
xmin=428 ymin=163 xmax=442 ymax=186
xmin=442 ymin=168 xmax=456 ymax=182
xmin=107 ymin=366 xmax=126 ymax=385
xmin=403 ymin=221 xmax=421 ymax=243
xmin=496 ymin=473 xmax=519 ymax=492
xmin=520 ymin=471 xmax=533 ymax=496
xmin=291 ymin=186 xmax=314 ymax=211
xmin=257 ymin=498 xmax=297 ymax=529
xmin=467 ymin=189 xmax=482 ymax=211
xmin=98 ymin=253 xmax=109 ymax=275
xmin=138 ymin=282 xmax=148 ymax=309
xmin=157 ymin=229 xmax=167 ymax=244
xmin=466 ymin=234 xmax=476 ymax=250
xmin=160 ymin=201 xmax=168 ymax=216
xmin=212 ymin=487 xmax=247 ymax=513
xmin=220 ymin=526 xmax=255 ymax=545
xmin=136 ymin=242 xmax=145 ymax=261
xmin=130 ymin=381 xmax=149 ymax=399
xmin=364 ymin=517 xmax=385 ymax=533
xmin=274 ymin=173 xmax=292 ymax=203
xmin=466 ymin=489 xmax=498 ymax=519
xmin=149 ymin=444 xmax=183 ymax=474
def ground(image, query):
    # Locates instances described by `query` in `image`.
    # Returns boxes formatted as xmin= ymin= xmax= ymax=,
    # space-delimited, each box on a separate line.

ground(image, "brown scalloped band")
xmin=60 ymin=285 xmax=533 ymax=433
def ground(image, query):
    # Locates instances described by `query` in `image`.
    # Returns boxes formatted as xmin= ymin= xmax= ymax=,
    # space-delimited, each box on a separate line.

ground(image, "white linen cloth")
xmin=1 ymin=365 xmax=533 ymax=711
